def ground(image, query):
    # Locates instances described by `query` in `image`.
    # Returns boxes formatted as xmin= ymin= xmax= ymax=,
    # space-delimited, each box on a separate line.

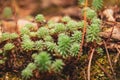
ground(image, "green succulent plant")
xmin=37 ymin=27 xmax=49 ymax=38
xmin=77 ymin=20 xmax=85 ymax=29
xmin=70 ymin=43 xmax=80 ymax=57
xmin=34 ymin=40 xmax=43 ymax=50
xmin=91 ymin=18 xmax=101 ymax=25
xmin=61 ymin=16 xmax=71 ymax=23
xmin=92 ymin=0 xmax=103 ymax=10
xmin=27 ymin=63 xmax=36 ymax=71
xmin=24 ymin=23 xmax=34 ymax=30
xmin=4 ymin=43 xmax=15 ymax=51
xmin=34 ymin=51 xmax=51 ymax=72
xmin=51 ymin=59 xmax=64 ymax=73
xmin=35 ymin=14 xmax=45 ymax=22
xmin=2 ymin=7 xmax=13 ymax=18
xmin=66 ymin=20 xmax=78 ymax=31
xmin=21 ymin=34 xmax=30 ymax=41
xmin=45 ymin=42 xmax=57 ymax=52
xmin=54 ymin=23 xmax=66 ymax=33
xmin=58 ymin=34 xmax=71 ymax=57
xmin=9 ymin=33 xmax=19 ymax=40
xmin=86 ymin=23 xmax=101 ymax=42
xmin=29 ymin=32 xmax=37 ymax=37
xmin=21 ymin=68 xmax=33 ymax=80
xmin=1 ymin=32 xmax=10 ymax=41
xmin=44 ymin=35 xmax=53 ymax=42
xmin=71 ymin=31 xmax=82 ymax=43
xmin=21 ymin=40 xmax=34 ymax=51
xmin=82 ymin=7 xmax=97 ymax=19
xmin=20 ymin=27 xmax=30 ymax=35
xmin=96 ymin=47 xmax=103 ymax=54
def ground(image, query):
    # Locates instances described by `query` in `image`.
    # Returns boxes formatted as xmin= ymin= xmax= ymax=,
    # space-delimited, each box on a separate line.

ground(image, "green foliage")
xmin=92 ymin=0 xmax=103 ymax=10
xmin=1 ymin=32 xmax=10 ymax=41
xmin=96 ymin=47 xmax=103 ymax=54
xmin=66 ymin=20 xmax=78 ymax=31
xmin=34 ymin=40 xmax=43 ymax=50
xmin=24 ymin=23 xmax=34 ymax=30
xmin=61 ymin=16 xmax=71 ymax=23
xmin=9 ymin=33 xmax=19 ymax=40
xmin=51 ymin=59 xmax=64 ymax=72
xmin=58 ymin=34 xmax=71 ymax=57
xmin=4 ymin=43 xmax=15 ymax=51
xmin=70 ymin=43 xmax=80 ymax=57
xmin=78 ymin=0 xmax=85 ymax=6
xmin=82 ymin=7 xmax=97 ymax=19
xmin=2 ymin=7 xmax=13 ymax=18
xmin=86 ymin=23 xmax=101 ymax=42
xmin=54 ymin=23 xmax=66 ymax=33
xmin=27 ymin=63 xmax=36 ymax=71
xmin=29 ymin=32 xmax=37 ymax=37
xmin=21 ymin=68 xmax=33 ymax=80
xmin=0 ymin=60 xmax=5 ymax=64
xmin=21 ymin=39 xmax=34 ymax=51
xmin=45 ymin=42 xmax=57 ymax=52
xmin=34 ymin=52 xmax=51 ymax=72
xmin=37 ymin=27 xmax=49 ymax=38
xmin=44 ymin=36 xmax=53 ymax=42
xmin=20 ymin=27 xmax=30 ymax=35
xmin=77 ymin=20 xmax=85 ymax=29
xmin=35 ymin=14 xmax=45 ymax=22
xmin=71 ymin=31 xmax=82 ymax=43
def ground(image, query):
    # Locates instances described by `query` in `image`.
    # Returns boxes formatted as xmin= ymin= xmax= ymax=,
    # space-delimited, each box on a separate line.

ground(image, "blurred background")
xmin=0 ymin=0 xmax=120 ymax=19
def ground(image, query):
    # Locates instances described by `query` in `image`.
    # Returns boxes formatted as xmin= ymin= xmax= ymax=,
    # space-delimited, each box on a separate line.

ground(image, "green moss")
xmin=4 ymin=43 xmax=15 ymax=51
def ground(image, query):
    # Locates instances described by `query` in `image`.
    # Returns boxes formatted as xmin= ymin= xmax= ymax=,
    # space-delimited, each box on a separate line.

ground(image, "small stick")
xmin=96 ymin=61 xmax=113 ymax=80
xmin=78 ymin=0 xmax=88 ymax=59
xmin=114 ymin=46 xmax=120 ymax=64
xmin=87 ymin=48 xmax=95 ymax=80
xmin=103 ymin=41 xmax=116 ymax=80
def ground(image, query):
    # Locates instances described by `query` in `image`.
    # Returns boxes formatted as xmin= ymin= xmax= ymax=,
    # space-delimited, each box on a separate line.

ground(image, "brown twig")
xmin=78 ymin=0 xmax=88 ymax=59
xmin=87 ymin=48 xmax=95 ymax=80
xmin=103 ymin=41 xmax=116 ymax=80
xmin=96 ymin=61 xmax=113 ymax=80
xmin=114 ymin=46 xmax=120 ymax=64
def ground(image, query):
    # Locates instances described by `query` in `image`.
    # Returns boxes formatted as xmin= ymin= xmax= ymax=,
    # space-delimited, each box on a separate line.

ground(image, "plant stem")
xmin=103 ymin=41 xmax=116 ymax=80
xmin=87 ymin=48 xmax=95 ymax=80
xmin=78 ymin=0 xmax=88 ymax=59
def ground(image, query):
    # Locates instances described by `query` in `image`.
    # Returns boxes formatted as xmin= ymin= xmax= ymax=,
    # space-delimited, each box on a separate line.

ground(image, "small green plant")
xmin=86 ymin=23 xmax=101 ymax=42
xmin=51 ymin=59 xmax=64 ymax=73
xmin=45 ymin=42 xmax=57 ymax=52
xmin=92 ymin=0 xmax=103 ymax=10
xmin=21 ymin=68 xmax=33 ymax=80
xmin=34 ymin=51 xmax=51 ymax=72
xmin=37 ymin=27 xmax=49 ymax=38
xmin=4 ymin=43 xmax=15 ymax=51
xmin=35 ymin=14 xmax=45 ymax=22
xmin=58 ymin=34 xmax=71 ymax=57
xmin=70 ymin=43 xmax=80 ymax=57
xmin=54 ymin=23 xmax=66 ymax=33
xmin=2 ymin=7 xmax=13 ymax=18
xmin=66 ymin=20 xmax=78 ymax=32
xmin=21 ymin=40 xmax=34 ymax=51
xmin=71 ymin=31 xmax=82 ymax=43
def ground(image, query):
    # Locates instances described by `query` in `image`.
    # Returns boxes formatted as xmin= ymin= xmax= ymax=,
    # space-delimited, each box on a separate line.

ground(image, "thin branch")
xmin=96 ymin=61 xmax=113 ymax=80
xmin=87 ymin=48 xmax=95 ymax=80
xmin=78 ymin=0 xmax=88 ymax=59
xmin=103 ymin=41 xmax=116 ymax=80
xmin=114 ymin=46 xmax=120 ymax=64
